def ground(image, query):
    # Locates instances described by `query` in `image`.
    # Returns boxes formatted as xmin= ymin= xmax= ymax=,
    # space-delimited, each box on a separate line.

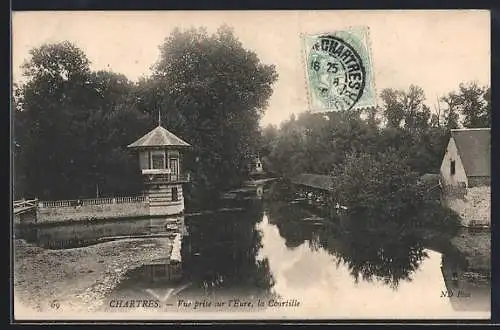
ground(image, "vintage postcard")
xmin=11 ymin=10 xmax=491 ymax=321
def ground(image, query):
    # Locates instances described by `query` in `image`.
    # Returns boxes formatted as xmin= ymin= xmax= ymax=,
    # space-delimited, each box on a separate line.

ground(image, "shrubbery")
xmin=329 ymin=149 xmax=460 ymax=230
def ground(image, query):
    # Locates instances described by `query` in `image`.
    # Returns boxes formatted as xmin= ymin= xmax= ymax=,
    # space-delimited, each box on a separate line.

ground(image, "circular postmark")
xmin=307 ymin=35 xmax=366 ymax=111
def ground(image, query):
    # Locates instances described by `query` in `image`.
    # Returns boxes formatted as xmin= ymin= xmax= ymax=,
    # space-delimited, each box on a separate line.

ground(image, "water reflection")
xmin=19 ymin=217 xmax=184 ymax=249
xmin=104 ymin=200 xmax=276 ymax=313
xmin=180 ymin=206 xmax=275 ymax=297
xmin=265 ymin=180 xmax=490 ymax=289
xmin=261 ymin=186 xmax=490 ymax=318
xmin=258 ymin=210 xmax=490 ymax=318
xmin=440 ymin=241 xmax=491 ymax=312
xmin=319 ymin=229 xmax=429 ymax=289
xmin=18 ymin=182 xmax=490 ymax=318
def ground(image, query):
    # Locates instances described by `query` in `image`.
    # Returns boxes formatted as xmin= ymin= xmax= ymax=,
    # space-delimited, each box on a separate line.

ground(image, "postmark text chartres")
xmin=307 ymin=35 xmax=366 ymax=111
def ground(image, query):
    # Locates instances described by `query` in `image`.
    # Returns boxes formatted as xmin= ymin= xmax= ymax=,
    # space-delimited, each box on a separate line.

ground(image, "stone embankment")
xmin=443 ymin=186 xmax=490 ymax=228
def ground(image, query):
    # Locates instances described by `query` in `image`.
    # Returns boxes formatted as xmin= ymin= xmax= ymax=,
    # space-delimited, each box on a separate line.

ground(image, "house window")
xmin=450 ymin=160 xmax=456 ymax=176
xmin=172 ymin=187 xmax=179 ymax=201
xmin=151 ymin=152 xmax=165 ymax=169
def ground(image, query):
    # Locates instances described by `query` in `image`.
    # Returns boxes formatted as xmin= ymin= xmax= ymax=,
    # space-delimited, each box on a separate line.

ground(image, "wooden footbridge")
xmin=13 ymin=199 xmax=38 ymax=224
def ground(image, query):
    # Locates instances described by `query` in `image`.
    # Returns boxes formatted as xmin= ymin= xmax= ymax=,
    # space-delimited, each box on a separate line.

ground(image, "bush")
xmin=329 ymin=148 xmax=462 ymax=231
xmin=330 ymin=149 xmax=425 ymax=224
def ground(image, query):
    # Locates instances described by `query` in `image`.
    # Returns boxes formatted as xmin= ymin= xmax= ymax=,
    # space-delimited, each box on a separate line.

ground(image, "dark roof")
xmin=451 ymin=128 xmax=490 ymax=177
xmin=291 ymin=173 xmax=332 ymax=191
xmin=127 ymin=125 xmax=191 ymax=148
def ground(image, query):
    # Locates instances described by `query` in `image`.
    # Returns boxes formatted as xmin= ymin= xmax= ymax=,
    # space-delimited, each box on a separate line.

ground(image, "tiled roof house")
xmin=440 ymin=128 xmax=491 ymax=188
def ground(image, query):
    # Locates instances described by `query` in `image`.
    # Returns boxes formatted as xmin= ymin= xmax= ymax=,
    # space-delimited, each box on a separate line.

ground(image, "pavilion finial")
xmin=158 ymin=110 xmax=161 ymax=127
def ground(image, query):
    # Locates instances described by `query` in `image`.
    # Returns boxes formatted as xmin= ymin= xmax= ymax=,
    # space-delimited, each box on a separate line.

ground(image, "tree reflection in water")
xmin=320 ymin=225 xmax=428 ymax=290
xmin=265 ymin=199 xmax=429 ymax=290
xmin=181 ymin=200 xmax=275 ymax=298
xmin=265 ymin=201 xmax=319 ymax=249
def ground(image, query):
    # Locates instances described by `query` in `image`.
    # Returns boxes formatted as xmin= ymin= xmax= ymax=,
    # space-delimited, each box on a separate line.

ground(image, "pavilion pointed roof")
xmin=127 ymin=125 xmax=191 ymax=149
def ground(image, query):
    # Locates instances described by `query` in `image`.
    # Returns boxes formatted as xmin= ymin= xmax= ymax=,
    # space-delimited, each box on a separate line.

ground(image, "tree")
xmin=13 ymin=83 xmax=27 ymax=199
xmin=150 ymin=25 xmax=278 ymax=202
xmin=380 ymin=88 xmax=405 ymax=129
xmin=265 ymin=110 xmax=381 ymax=179
xmin=268 ymin=116 xmax=308 ymax=178
xmin=456 ymin=82 xmax=490 ymax=128
xmin=484 ymin=86 xmax=491 ymax=118
xmin=440 ymin=92 xmax=461 ymax=129
xmin=14 ymin=28 xmax=278 ymax=203
xmin=14 ymin=42 xmax=93 ymax=199
xmin=14 ymin=42 xmax=149 ymax=199
xmin=330 ymin=149 xmax=425 ymax=224
xmin=259 ymin=124 xmax=279 ymax=157
xmin=380 ymin=85 xmax=429 ymax=133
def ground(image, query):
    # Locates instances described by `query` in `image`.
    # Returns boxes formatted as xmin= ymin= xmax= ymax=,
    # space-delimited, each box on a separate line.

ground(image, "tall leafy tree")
xmin=266 ymin=110 xmax=380 ymax=179
xmin=380 ymin=85 xmax=429 ymax=133
xmin=440 ymin=92 xmax=461 ymax=129
xmin=15 ymin=41 xmax=93 ymax=199
xmin=150 ymin=26 xmax=278 ymax=202
xmin=259 ymin=124 xmax=279 ymax=157
xmin=456 ymin=82 xmax=490 ymax=128
xmin=14 ymin=42 xmax=149 ymax=199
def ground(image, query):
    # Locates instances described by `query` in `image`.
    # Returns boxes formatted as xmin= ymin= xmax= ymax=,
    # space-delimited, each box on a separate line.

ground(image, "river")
xmin=17 ymin=181 xmax=491 ymax=320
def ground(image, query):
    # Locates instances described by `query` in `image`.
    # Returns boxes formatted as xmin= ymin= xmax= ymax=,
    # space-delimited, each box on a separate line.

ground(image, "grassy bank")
xmin=14 ymin=237 xmax=173 ymax=316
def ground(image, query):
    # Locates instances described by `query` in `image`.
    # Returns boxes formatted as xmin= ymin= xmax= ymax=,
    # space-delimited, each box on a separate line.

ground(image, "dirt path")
xmin=14 ymin=237 xmax=173 ymax=316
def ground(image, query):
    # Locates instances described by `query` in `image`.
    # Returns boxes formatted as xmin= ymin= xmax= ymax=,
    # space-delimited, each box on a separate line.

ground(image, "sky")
xmin=12 ymin=10 xmax=490 ymax=126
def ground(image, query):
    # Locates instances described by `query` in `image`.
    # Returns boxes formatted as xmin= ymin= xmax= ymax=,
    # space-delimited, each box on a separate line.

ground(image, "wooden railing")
xmin=38 ymin=195 xmax=149 ymax=208
xmin=13 ymin=199 xmax=38 ymax=212
xmin=143 ymin=173 xmax=190 ymax=184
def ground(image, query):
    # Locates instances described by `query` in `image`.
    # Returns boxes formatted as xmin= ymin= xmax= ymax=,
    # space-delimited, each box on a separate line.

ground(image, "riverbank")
xmin=14 ymin=237 xmax=173 ymax=316
xmin=450 ymin=229 xmax=491 ymax=271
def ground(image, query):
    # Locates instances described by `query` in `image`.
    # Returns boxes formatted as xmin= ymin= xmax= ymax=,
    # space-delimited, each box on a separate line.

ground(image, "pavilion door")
xmin=169 ymin=158 xmax=179 ymax=181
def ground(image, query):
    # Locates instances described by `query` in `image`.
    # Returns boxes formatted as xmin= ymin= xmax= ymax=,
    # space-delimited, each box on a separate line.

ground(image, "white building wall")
xmin=139 ymin=151 xmax=149 ymax=170
xmin=440 ymin=137 xmax=468 ymax=187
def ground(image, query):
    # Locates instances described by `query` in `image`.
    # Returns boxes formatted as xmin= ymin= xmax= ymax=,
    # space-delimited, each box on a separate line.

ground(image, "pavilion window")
xmin=169 ymin=158 xmax=179 ymax=176
xmin=151 ymin=151 xmax=166 ymax=169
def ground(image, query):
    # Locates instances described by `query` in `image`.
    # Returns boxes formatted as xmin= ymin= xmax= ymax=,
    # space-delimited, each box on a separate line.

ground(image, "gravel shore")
xmin=14 ymin=237 xmax=173 ymax=316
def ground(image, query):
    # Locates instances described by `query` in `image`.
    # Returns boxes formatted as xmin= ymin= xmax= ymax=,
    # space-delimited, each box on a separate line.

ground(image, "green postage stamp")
xmin=302 ymin=26 xmax=376 ymax=112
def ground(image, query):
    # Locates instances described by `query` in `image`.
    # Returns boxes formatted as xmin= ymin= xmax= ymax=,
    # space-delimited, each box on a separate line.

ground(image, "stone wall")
xmin=442 ymin=182 xmax=467 ymax=200
xmin=468 ymin=176 xmax=491 ymax=187
xmin=150 ymin=202 xmax=184 ymax=216
xmin=36 ymin=202 xmax=150 ymax=224
xmin=442 ymin=186 xmax=491 ymax=228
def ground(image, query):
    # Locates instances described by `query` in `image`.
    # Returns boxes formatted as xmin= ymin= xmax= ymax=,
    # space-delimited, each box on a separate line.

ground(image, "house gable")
xmin=440 ymin=137 xmax=468 ymax=188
